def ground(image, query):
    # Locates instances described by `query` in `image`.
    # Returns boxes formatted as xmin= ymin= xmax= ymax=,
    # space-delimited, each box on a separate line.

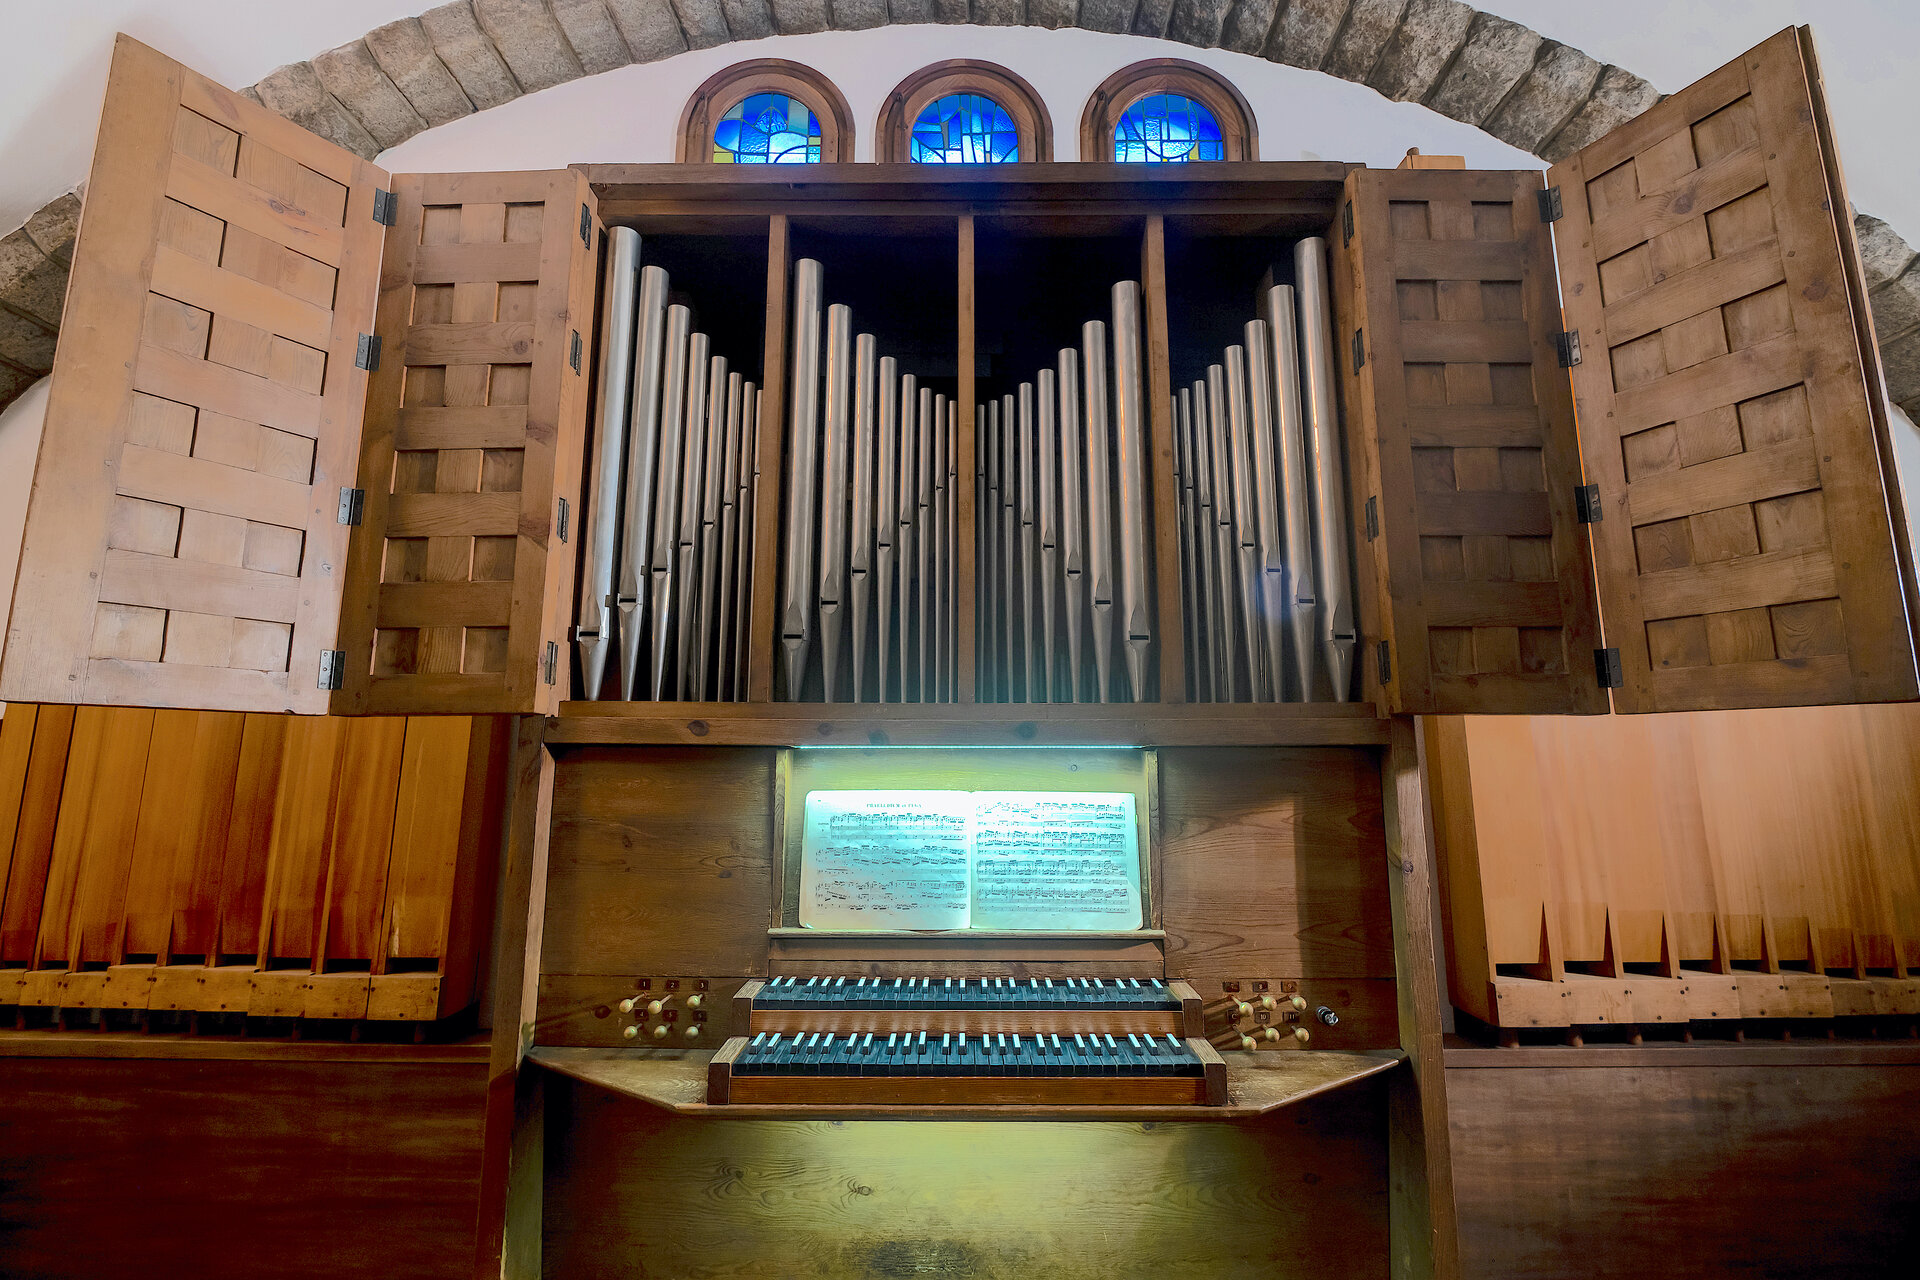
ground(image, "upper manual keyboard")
xmin=753 ymin=975 xmax=1181 ymax=1011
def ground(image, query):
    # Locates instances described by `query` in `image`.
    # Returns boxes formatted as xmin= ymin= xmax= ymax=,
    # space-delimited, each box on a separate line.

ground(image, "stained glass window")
xmin=1113 ymin=93 xmax=1225 ymax=163
xmin=909 ymin=93 xmax=1020 ymax=164
xmin=713 ymin=93 xmax=822 ymax=164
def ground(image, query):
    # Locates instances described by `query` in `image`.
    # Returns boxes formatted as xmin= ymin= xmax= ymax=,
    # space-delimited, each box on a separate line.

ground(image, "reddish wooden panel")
xmin=1341 ymin=167 xmax=1605 ymax=715
xmin=0 ymin=36 xmax=386 ymax=712
xmin=1552 ymin=27 xmax=1919 ymax=711
xmin=0 ymin=706 xmax=75 ymax=963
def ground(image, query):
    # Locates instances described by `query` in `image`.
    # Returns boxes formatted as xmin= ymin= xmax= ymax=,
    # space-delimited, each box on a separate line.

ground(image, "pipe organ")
xmin=3 ymin=26 xmax=1917 ymax=1280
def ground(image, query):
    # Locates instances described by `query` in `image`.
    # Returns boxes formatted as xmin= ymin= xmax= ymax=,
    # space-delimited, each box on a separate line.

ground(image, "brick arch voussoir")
xmin=5 ymin=0 xmax=1920 ymax=419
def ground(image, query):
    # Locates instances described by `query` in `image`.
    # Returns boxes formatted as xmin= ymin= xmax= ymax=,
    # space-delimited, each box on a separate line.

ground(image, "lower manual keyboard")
xmin=709 ymin=1030 xmax=1228 ymax=1106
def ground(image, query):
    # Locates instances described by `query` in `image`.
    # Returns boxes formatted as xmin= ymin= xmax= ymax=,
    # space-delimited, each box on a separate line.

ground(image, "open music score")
xmin=798 ymin=789 xmax=1143 ymax=931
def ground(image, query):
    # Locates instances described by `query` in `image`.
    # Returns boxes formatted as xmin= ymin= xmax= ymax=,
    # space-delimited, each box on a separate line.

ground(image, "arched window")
xmin=678 ymin=60 xmax=854 ymax=164
xmin=876 ymin=61 xmax=1052 ymax=164
xmin=1114 ymin=94 xmax=1225 ymax=163
xmin=1080 ymin=60 xmax=1256 ymax=163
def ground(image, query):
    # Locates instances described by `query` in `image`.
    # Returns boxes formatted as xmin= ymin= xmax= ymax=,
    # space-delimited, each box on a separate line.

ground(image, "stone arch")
xmin=4 ymin=0 xmax=1920 ymax=421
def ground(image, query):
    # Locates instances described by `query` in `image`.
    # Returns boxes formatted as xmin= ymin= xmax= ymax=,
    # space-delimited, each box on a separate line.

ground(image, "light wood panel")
xmin=334 ymin=170 xmax=598 ymax=715
xmin=1340 ymin=167 xmax=1605 ymax=716
xmin=0 ymin=35 xmax=386 ymax=712
xmin=0 ymin=704 xmax=507 ymax=1021
xmin=1429 ymin=704 xmax=1920 ymax=1028
xmin=1552 ymin=27 xmax=1919 ymax=711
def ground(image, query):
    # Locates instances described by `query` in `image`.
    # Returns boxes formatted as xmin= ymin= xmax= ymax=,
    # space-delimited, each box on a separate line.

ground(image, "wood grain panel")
xmin=0 ymin=35 xmax=385 ymax=712
xmin=1450 ymin=1060 xmax=1920 ymax=1278
xmin=542 ymin=747 xmax=775 ymax=977
xmin=1552 ymin=27 xmax=1919 ymax=711
xmin=334 ymin=170 xmax=598 ymax=716
xmin=1340 ymin=166 xmax=1605 ymax=716
xmin=541 ymin=1071 xmax=1388 ymax=1280
xmin=0 ymin=1056 xmax=485 ymax=1280
xmin=1158 ymin=747 xmax=1393 ymax=981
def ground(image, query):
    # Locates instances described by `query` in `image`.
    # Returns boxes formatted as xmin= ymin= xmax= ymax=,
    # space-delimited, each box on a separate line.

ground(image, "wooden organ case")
xmin=1 ymin=25 xmax=1915 ymax=1280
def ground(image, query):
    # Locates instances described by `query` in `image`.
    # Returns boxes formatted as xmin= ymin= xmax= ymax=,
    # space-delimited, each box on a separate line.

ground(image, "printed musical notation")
xmin=797 ymin=789 xmax=1142 ymax=931
xmin=799 ymin=791 xmax=973 ymax=930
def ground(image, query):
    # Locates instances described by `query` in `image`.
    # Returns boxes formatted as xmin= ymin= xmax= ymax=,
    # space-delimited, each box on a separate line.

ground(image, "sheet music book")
xmin=798 ymin=789 xmax=1142 ymax=931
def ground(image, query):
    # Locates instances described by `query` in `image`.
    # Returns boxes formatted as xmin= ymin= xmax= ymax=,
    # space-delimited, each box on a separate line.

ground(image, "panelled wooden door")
xmin=1553 ymin=26 xmax=1920 ymax=711
xmin=1340 ymin=168 xmax=1607 ymax=716
xmin=332 ymin=172 xmax=598 ymax=716
xmin=0 ymin=35 xmax=386 ymax=713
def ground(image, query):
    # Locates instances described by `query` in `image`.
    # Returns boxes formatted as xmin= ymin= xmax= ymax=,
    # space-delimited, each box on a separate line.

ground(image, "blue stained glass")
xmin=1113 ymin=93 xmax=1226 ymax=163
xmin=713 ymin=92 xmax=822 ymax=164
xmin=909 ymin=93 xmax=1020 ymax=164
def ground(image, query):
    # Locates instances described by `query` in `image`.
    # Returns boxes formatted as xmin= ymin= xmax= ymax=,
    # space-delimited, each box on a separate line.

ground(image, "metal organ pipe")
xmin=1295 ymin=238 xmax=1357 ymax=701
xmin=617 ymin=266 xmax=671 ymax=700
xmin=816 ymin=305 xmax=853 ymax=702
xmin=714 ymin=374 xmax=745 ymax=701
xmin=897 ymin=373 xmax=920 ymax=702
xmin=1017 ymin=382 xmax=1040 ymax=702
xmin=780 ymin=259 xmax=825 ymax=700
xmin=1189 ymin=379 xmax=1226 ymax=701
xmin=1242 ymin=318 xmax=1288 ymax=704
xmin=1037 ymin=368 xmax=1060 ymax=703
xmin=646 ymin=305 xmax=692 ymax=701
xmin=998 ymin=393 xmax=1017 ymax=701
xmin=1082 ymin=321 xmax=1115 ymax=704
xmin=1204 ymin=364 xmax=1239 ymax=698
xmin=849 ymin=335 xmax=877 ymax=702
xmin=1111 ymin=281 xmax=1152 ymax=702
xmin=576 ymin=227 xmax=640 ymax=700
xmin=1223 ymin=346 xmax=1264 ymax=700
xmin=1264 ymin=288 xmax=1318 ymax=702
xmin=875 ymin=357 xmax=899 ymax=702
xmin=673 ymin=336 xmax=714 ymax=700
xmin=1058 ymin=348 xmax=1086 ymax=704
xmin=693 ymin=358 xmax=730 ymax=699
xmin=918 ymin=387 xmax=935 ymax=701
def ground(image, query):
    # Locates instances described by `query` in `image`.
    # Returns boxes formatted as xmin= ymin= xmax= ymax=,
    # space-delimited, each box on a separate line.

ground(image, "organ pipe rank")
xmin=574 ymin=227 xmax=762 ymax=702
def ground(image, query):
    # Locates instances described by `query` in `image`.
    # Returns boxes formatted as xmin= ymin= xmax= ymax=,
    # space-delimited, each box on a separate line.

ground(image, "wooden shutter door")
xmin=1340 ymin=168 xmax=1607 ymax=715
xmin=0 ymin=36 xmax=386 ymax=712
xmin=331 ymin=172 xmax=598 ymax=715
xmin=1552 ymin=27 xmax=1920 ymax=711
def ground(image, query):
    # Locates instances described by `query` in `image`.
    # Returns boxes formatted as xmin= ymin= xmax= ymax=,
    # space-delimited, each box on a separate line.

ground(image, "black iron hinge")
xmin=579 ymin=203 xmax=592 ymax=246
xmin=318 ymin=650 xmax=346 ymax=691
xmin=336 ymin=487 xmax=365 ymax=526
xmin=556 ymin=496 xmax=570 ymax=543
xmin=354 ymin=333 xmax=381 ymax=372
xmin=570 ymin=329 xmax=583 ymax=374
xmin=543 ymin=641 xmax=559 ymax=686
xmin=1377 ymin=640 xmax=1392 ymax=685
xmin=1365 ymin=495 xmax=1379 ymax=541
xmin=1594 ymin=647 xmax=1623 ymax=689
xmin=372 ymin=188 xmax=397 ymax=226
xmin=1342 ymin=200 xmax=1354 ymax=246
xmin=1351 ymin=328 xmax=1366 ymax=374
xmin=1537 ymin=186 xmax=1563 ymax=223
xmin=1554 ymin=330 xmax=1582 ymax=368
xmin=1574 ymin=483 xmax=1602 ymax=524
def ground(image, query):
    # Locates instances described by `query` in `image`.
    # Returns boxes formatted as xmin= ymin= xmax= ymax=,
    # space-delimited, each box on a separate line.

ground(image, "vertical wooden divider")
xmin=1142 ymin=215 xmax=1183 ymax=702
xmin=476 ymin=716 xmax=554 ymax=1280
xmin=957 ymin=214 xmax=978 ymax=703
xmin=1383 ymin=719 xmax=1460 ymax=1280
xmin=748 ymin=214 xmax=791 ymax=702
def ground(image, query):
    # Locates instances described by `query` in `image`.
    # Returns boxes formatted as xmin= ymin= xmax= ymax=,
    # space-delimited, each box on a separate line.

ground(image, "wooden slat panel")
xmin=121 ymin=710 xmax=202 ymax=956
xmin=149 ymin=245 xmax=334 ymax=349
xmin=214 ymin=713 xmax=286 ymax=959
xmin=1341 ymin=166 xmax=1606 ymax=715
xmin=0 ymin=706 xmax=39 ymax=929
xmin=319 ymin=718 xmax=406 ymax=965
xmin=0 ymin=706 xmax=73 ymax=962
xmin=0 ymin=34 xmax=385 ymax=713
xmin=395 ymin=405 xmax=531 ymax=450
xmin=334 ymin=170 xmax=596 ymax=715
xmin=66 ymin=706 xmax=153 ymax=963
xmin=32 ymin=709 xmax=113 ymax=964
xmin=259 ymin=717 xmax=345 ymax=965
xmin=1553 ymin=26 xmax=1919 ymax=712
xmin=167 ymin=712 xmax=246 ymax=958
